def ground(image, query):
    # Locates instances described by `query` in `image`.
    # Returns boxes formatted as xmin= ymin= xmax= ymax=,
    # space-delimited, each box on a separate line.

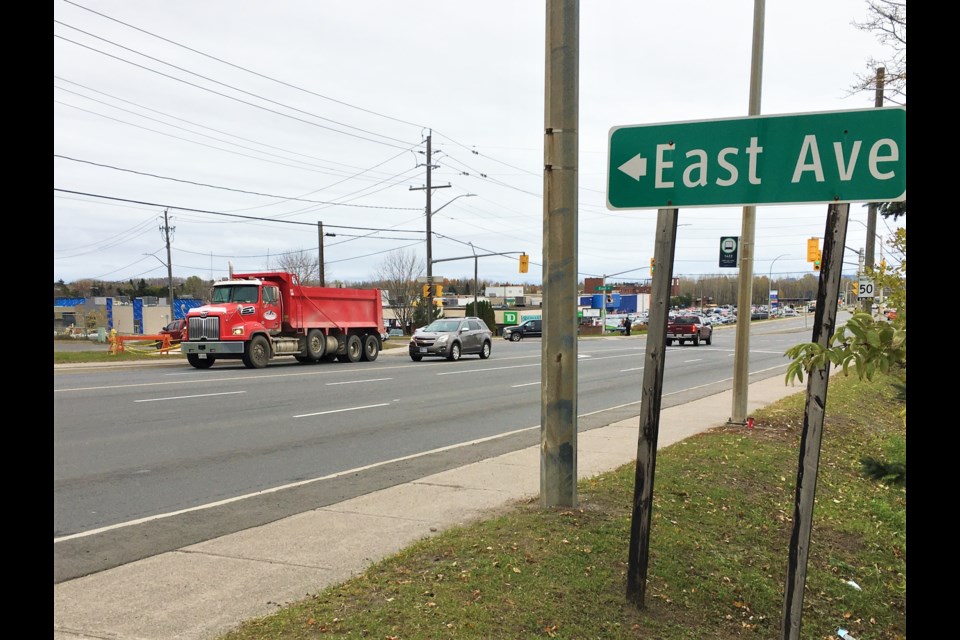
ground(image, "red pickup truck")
xmin=666 ymin=315 xmax=712 ymax=346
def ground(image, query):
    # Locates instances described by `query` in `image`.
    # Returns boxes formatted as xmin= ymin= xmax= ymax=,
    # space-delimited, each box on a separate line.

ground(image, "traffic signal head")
xmin=422 ymin=284 xmax=430 ymax=297
xmin=435 ymin=284 xmax=443 ymax=297
xmin=519 ymin=253 xmax=529 ymax=273
xmin=650 ymin=257 xmax=655 ymax=274
xmin=813 ymin=259 xmax=821 ymax=272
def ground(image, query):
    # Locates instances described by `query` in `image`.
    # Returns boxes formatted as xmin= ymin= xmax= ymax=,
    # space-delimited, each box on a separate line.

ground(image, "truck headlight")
xmin=232 ymin=327 xmax=245 ymax=336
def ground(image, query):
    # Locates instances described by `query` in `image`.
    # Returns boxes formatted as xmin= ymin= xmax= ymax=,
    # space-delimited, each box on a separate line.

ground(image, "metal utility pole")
xmin=862 ymin=67 xmax=885 ymax=314
xmin=541 ymin=0 xmax=579 ymax=508
xmin=161 ymin=208 xmax=176 ymax=322
xmin=410 ymin=132 xmax=450 ymax=314
xmin=730 ymin=0 xmax=765 ymax=426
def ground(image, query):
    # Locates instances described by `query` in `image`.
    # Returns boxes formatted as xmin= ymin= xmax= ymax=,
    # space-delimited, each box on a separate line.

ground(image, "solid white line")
xmin=619 ymin=367 xmax=644 ymax=372
xmin=511 ymin=381 xmax=541 ymax=388
xmin=436 ymin=363 xmax=540 ymax=375
xmin=683 ymin=359 xmax=703 ymax=363
xmin=54 ymin=420 xmax=543 ymax=544
xmin=294 ymin=403 xmax=390 ymax=418
xmin=326 ymin=378 xmax=392 ymax=386
xmin=134 ymin=391 xmax=246 ymax=403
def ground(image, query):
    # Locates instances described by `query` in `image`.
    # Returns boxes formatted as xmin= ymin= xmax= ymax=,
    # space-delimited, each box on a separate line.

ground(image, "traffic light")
xmin=435 ymin=284 xmax=443 ymax=297
xmin=813 ymin=259 xmax=821 ymax=272
xmin=422 ymin=284 xmax=430 ymax=297
xmin=649 ymin=257 xmax=655 ymax=274
xmin=519 ymin=253 xmax=529 ymax=273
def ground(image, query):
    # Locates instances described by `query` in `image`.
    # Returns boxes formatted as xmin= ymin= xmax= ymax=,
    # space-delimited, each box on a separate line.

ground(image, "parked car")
xmin=159 ymin=319 xmax=186 ymax=340
xmin=501 ymin=318 xmax=542 ymax=341
xmin=409 ymin=317 xmax=493 ymax=361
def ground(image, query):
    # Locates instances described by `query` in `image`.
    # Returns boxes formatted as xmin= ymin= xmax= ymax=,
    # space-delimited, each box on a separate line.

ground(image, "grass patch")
xmin=219 ymin=371 xmax=906 ymax=640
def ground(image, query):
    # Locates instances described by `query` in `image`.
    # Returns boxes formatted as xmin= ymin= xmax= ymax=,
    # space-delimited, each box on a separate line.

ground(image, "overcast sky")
xmin=53 ymin=0 xmax=904 ymax=289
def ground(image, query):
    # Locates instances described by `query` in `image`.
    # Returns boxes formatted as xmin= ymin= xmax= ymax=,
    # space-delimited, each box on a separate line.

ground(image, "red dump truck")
xmin=182 ymin=271 xmax=384 ymax=369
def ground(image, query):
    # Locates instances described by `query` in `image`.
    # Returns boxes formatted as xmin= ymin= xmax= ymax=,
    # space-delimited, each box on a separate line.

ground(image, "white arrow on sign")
xmin=617 ymin=153 xmax=648 ymax=181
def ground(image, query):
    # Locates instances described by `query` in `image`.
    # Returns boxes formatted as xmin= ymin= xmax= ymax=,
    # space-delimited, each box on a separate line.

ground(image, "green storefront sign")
xmin=607 ymin=107 xmax=906 ymax=209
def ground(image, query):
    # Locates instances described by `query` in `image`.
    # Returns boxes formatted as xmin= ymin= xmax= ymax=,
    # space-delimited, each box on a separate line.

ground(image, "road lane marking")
xmin=436 ymin=363 xmax=540 ymax=375
xmin=326 ymin=378 xmax=392 ymax=386
xmin=294 ymin=403 xmax=390 ymax=418
xmin=511 ymin=381 xmax=541 ymax=388
xmin=620 ymin=367 xmax=644 ymax=372
xmin=134 ymin=391 xmax=246 ymax=403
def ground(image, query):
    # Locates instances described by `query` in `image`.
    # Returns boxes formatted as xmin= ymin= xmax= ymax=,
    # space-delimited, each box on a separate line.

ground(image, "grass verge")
xmin=218 ymin=369 xmax=906 ymax=640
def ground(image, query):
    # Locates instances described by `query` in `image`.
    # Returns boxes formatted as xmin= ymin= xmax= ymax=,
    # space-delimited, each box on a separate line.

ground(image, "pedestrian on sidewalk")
xmin=623 ymin=315 xmax=632 ymax=336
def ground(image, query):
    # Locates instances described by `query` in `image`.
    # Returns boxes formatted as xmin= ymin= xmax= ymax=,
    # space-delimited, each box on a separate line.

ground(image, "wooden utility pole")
xmin=318 ymin=221 xmax=325 ymax=286
xmin=862 ymin=67 xmax=885 ymax=314
xmin=161 ymin=208 xmax=176 ymax=323
xmin=626 ymin=207 xmax=678 ymax=606
xmin=410 ymin=132 xmax=449 ymax=314
xmin=779 ymin=203 xmax=849 ymax=639
xmin=541 ymin=0 xmax=579 ymax=508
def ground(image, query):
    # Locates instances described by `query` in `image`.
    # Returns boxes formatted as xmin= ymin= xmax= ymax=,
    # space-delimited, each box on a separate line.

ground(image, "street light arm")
xmin=431 ymin=193 xmax=476 ymax=216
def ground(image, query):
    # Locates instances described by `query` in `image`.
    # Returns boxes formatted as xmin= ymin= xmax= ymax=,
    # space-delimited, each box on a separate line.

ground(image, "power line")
xmin=62 ymin=0 xmax=426 ymax=130
xmin=54 ymin=33 xmax=417 ymax=151
xmin=54 ymin=156 xmax=421 ymax=210
xmin=52 ymin=188 xmax=425 ymax=235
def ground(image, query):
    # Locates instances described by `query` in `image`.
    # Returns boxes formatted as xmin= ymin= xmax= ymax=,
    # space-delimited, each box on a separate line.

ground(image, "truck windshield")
xmin=212 ymin=285 xmax=260 ymax=304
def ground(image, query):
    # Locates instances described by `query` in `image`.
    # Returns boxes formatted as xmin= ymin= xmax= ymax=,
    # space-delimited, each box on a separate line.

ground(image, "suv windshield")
xmin=423 ymin=320 xmax=462 ymax=333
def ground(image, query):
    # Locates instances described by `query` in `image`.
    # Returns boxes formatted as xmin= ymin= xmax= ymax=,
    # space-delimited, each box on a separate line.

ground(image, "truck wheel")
xmin=693 ymin=335 xmax=700 ymax=346
xmin=706 ymin=333 xmax=712 ymax=345
xmin=187 ymin=354 xmax=215 ymax=369
xmin=337 ymin=334 xmax=362 ymax=363
xmin=306 ymin=329 xmax=325 ymax=360
xmin=479 ymin=341 xmax=491 ymax=359
xmin=666 ymin=339 xmax=673 ymax=346
xmin=447 ymin=342 xmax=462 ymax=361
xmin=510 ymin=333 xmax=522 ymax=342
xmin=243 ymin=335 xmax=270 ymax=369
xmin=361 ymin=334 xmax=379 ymax=361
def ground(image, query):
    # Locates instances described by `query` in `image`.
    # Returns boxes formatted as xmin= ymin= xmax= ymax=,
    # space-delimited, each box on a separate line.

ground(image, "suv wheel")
xmin=510 ymin=332 xmax=522 ymax=342
xmin=447 ymin=342 xmax=461 ymax=361
xmin=479 ymin=341 xmax=491 ymax=359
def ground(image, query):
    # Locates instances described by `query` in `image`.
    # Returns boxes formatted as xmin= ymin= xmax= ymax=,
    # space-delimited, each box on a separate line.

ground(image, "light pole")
xmin=768 ymin=254 xmax=788 ymax=314
xmin=425 ymin=193 xmax=476 ymax=305
xmin=144 ymin=252 xmax=175 ymax=325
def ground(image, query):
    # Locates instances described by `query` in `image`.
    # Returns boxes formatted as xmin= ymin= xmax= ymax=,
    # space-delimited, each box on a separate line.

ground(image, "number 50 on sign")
xmin=857 ymin=278 xmax=875 ymax=299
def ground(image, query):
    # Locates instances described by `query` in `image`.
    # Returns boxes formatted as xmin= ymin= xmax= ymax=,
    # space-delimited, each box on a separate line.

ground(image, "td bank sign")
xmin=607 ymin=107 xmax=906 ymax=210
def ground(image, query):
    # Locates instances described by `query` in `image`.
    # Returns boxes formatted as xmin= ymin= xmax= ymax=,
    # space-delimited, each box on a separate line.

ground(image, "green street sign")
xmin=607 ymin=107 xmax=906 ymax=209
xmin=594 ymin=285 xmax=614 ymax=291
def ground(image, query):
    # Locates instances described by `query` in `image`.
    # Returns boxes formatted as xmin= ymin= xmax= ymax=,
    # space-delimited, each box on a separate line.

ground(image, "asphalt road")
xmin=54 ymin=316 xmax=829 ymax=583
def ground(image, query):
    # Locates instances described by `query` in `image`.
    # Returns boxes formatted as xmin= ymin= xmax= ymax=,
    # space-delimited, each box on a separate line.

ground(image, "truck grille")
xmin=187 ymin=316 xmax=220 ymax=340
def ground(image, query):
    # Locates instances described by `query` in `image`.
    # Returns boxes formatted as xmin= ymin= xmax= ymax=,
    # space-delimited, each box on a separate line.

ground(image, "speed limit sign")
xmin=857 ymin=277 xmax=875 ymax=299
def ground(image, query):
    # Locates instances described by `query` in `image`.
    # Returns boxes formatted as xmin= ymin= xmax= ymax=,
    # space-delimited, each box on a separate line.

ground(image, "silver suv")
xmin=409 ymin=317 xmax=493 ymax=361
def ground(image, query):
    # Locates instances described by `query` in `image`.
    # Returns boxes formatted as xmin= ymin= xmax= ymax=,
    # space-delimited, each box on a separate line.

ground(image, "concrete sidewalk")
xmin=53 ymin=375 xmax=803 ymax=640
